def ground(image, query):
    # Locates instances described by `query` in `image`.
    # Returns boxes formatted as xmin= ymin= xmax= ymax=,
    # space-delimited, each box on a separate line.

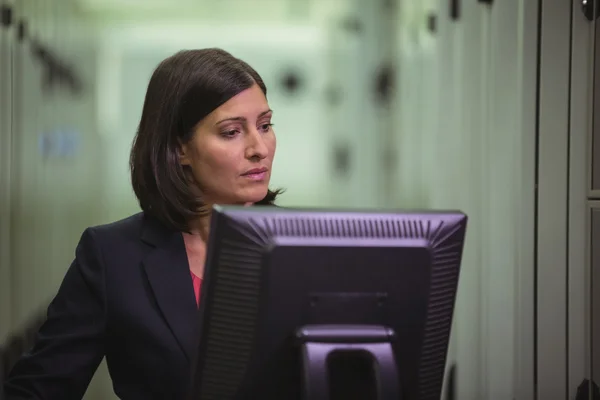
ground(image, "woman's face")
xmin=180 ymin=84 xmax=276 ymax=206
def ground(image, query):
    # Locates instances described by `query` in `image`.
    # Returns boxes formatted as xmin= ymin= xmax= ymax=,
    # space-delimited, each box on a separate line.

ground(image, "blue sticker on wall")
xmin=38 ymin=129 xmax=81 ymax=158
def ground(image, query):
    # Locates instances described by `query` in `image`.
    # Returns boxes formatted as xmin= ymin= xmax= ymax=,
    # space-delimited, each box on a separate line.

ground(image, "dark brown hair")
xmin=130 ymin=48 xmax=282 ymax=232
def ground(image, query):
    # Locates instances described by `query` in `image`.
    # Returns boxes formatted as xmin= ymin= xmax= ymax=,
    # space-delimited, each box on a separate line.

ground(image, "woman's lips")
xmin=241 ymin=168 xmax=268 ymax=181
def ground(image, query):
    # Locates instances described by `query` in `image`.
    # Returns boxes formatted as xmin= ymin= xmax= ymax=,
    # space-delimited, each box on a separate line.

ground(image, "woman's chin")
xmin=240 ymin=187 xmax=269 ymax=203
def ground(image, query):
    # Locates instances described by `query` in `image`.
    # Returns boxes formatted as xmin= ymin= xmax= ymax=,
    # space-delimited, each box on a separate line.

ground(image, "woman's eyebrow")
xmin=215 ymin=109 xmax=273 ymax=125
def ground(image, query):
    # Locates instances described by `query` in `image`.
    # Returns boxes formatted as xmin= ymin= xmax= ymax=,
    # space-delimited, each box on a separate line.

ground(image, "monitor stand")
xmin=296 ymin=325 xmax=401 ymax=400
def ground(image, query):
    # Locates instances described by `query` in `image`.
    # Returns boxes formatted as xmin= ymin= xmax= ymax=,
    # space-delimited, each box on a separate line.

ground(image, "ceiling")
xmin=71 ymin=0 xmax=323 ymax=22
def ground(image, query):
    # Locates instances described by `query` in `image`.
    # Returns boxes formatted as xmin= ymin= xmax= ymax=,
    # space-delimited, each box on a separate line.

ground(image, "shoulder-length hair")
xmin=130 ymin=48 xmax=282 ymax=232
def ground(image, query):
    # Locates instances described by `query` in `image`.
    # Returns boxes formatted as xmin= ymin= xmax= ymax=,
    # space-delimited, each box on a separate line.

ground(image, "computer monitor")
xmin=189 ymin=206 xmax=467 ymax=400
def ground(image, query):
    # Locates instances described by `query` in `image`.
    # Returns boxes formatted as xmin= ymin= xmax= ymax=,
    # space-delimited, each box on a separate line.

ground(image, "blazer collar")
xmin=140 ymin=213 xmax=199 ymax=362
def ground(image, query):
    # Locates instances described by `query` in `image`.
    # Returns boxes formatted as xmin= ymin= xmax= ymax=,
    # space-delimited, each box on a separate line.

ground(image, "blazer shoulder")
xmin=87 ymin=212 xmax=145 ymax=244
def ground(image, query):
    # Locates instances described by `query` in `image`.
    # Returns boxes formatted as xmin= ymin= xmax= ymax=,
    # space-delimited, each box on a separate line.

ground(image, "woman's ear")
xmin=178 ymin=140 xmax=191 ymax=166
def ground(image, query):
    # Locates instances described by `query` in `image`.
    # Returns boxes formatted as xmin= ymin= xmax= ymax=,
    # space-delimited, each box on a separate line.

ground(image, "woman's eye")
xmin=259 ymin=123 xmax=273 ymax=133
xmin=221 ymin=130 xmax=239 ymax=139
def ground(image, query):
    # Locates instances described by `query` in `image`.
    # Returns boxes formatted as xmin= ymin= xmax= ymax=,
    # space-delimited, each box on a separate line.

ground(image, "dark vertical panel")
xmin=592 ymin=208 xmax=600 ymax=392
xmin=592 ymin=17 xmax=600 ymax=191
xmin=450 ymin=0 xmax=460 ymax=20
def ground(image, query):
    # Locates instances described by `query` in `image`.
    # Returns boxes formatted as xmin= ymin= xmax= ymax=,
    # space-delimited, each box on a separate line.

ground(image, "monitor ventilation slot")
xmin=263 ymin=216 xmax=441 ymax=240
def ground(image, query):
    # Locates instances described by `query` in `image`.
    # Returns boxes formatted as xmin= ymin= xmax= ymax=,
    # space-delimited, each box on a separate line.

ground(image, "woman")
xmin=3 ymin=48 xmax=281 ymax=399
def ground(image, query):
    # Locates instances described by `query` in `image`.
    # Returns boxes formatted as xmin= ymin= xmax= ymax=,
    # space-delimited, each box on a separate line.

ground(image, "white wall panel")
xmin=7 ymin=0 xmax=103 ymax=346
xmin=394 ymin=1 xmax=538 ymax=398
xmin=0 ymin=0 xmax=15 ymax=340
xmin=452 ymin=2 xmax=487 ymax=398
xmin=485 ymin=0 xmax=524 ymax=397
xmin=514 ymin=0 xmax=538 ymax=398
xmin=567 ymin=1 xmax=594 ymax=398
xmin=537 ymin=0 xmax=572 ymax=398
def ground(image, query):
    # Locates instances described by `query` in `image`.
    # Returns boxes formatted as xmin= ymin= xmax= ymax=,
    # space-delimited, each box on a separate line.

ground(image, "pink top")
xmin=191 ymin=272 xmax=202 ymax=307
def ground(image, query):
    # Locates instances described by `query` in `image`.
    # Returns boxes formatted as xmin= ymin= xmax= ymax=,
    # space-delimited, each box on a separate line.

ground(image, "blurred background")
xmin=0 ymin=0 xmax=596 ymax=399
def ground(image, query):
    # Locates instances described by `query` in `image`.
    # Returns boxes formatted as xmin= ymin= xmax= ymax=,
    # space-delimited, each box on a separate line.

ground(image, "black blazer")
xmin=3 ymin=212 xmax=200 ymax=399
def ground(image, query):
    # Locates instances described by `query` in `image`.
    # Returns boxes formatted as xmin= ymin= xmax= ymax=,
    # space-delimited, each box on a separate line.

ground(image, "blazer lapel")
xmin=140 ymin=215 xmax=199 ymax=362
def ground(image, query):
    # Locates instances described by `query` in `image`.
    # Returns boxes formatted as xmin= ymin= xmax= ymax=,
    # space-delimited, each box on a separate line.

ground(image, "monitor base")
xmin=296 ymin=325 xmax=401 ymax=400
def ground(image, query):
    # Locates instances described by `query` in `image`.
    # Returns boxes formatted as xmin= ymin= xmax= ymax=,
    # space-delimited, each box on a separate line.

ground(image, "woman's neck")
xmin=186 ymin=214 xmax=211 ymax=242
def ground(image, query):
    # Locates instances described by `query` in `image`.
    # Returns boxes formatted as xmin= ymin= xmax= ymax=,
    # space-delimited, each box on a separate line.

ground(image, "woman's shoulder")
xmin=82 ymin=212 xmax=146 ymax=249
xmin=89 ymin=212 xmax=145 ymax=234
